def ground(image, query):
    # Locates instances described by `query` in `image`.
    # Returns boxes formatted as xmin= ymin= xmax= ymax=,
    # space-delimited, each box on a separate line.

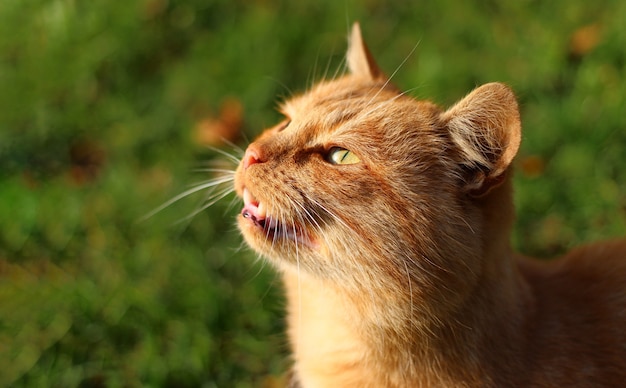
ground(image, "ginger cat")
xmin=233 ymin=24 xmax=626 ymax=387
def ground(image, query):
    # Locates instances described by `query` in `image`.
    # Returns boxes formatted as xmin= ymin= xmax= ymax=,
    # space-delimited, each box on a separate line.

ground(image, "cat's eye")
xmin=326 ymin=147 xmax=360 ymax=165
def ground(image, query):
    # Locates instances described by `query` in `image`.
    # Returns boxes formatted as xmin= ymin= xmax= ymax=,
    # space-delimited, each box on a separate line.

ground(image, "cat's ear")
xmin=347 ymin=23 xmax=384 ymax=80
xmin=441 ymin=82 xmax=521 ymax=197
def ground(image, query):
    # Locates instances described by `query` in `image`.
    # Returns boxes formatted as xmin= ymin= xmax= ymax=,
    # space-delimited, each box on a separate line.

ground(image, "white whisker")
xmin=403 ymin=256 xmax=415 ymax=323
xmin=266 ymin=76 xmax=294 ymax=102
xmin=364 ymin=39 xmax=420 ymax=107
xmin=308 ymin=46 xmax=322 ymax=90
xmin=140 ymin=176 xmax=234 ymax=221
xmin=217 ymin=137 xmax=246 ymax=156
xmin=359 ymin=89 xmax=414 ymax=120
xmin=173 ymin=185 xmax=235 ymax=225
xmin=387 ymin=39 xmax=421 ymax=84
xmin=205 ymin=145 xmax=243 ymax=165
xmin=331 ymin=52 xmax=347 ymax=81
xmin=192 ymin=168 xmax=237 ymax=175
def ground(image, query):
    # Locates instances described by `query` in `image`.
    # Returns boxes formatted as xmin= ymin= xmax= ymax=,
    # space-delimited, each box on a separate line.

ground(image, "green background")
xmin=1 ymin=0 xmax=625 ymax=386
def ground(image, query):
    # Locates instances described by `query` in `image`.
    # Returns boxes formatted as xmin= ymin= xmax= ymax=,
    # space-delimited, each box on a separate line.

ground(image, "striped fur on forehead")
xmin=278 ymin=80 xmax=445 ymax=163
xmin=280 ymin=78 xmax=397 ymax=126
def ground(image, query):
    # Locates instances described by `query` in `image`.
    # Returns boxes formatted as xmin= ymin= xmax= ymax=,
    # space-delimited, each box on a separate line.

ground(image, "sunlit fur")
xmin=231 ymin=24 xmax=626 ymax=387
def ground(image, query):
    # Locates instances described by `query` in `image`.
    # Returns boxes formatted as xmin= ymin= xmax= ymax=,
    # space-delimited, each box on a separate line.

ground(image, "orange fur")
xmin=233 ymin=23 xmax=626 ymax=387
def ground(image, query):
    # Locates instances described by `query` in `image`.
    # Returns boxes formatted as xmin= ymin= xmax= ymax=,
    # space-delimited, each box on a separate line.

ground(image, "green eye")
xmin=327 ymin=147 xmax=360 ymax=165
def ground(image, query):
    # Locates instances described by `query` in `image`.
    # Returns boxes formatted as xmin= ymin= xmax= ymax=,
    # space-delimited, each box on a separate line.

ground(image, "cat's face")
xmin=235 ymin=74 xmax=455 ymax=275
xmin=234 ymin=24 xmax=521 ymax=314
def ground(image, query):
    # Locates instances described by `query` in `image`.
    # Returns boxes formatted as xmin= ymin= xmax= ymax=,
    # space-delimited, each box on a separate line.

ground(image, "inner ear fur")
xmin=440 ymin=83 xmax=521 ymax=196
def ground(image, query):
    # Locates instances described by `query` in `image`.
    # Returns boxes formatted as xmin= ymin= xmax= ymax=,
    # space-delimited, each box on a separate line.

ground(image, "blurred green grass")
xmin=1 ymin=0 xmax=625 ymax=386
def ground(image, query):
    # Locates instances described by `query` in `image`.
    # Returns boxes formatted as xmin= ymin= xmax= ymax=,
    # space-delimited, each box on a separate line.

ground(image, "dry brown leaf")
xmin=519 ymin=155 xmax=545 ymax=178
xmin=194 ymin=98 xmax=243 ymax=147
xmin=68 ymin=139 xmax=106 ymax=185
xmin=569 ymin=23 xmax=602 ymax=58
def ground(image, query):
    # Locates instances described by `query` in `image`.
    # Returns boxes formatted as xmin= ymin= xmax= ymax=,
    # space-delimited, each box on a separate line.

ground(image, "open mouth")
xmin=242 ymin=187 xmax=275 ymax=229
xmin=241 ymin=188 xmax=317 ymax=248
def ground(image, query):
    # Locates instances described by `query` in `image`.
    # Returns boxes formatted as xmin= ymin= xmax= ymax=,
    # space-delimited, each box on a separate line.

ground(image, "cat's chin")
xmin=238 ymin=188 xmax=319 ymax=251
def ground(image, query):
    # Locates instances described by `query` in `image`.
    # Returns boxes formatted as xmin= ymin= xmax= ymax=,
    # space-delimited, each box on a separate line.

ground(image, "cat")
xmin=232 ymin=23 xmax=626 ymax=387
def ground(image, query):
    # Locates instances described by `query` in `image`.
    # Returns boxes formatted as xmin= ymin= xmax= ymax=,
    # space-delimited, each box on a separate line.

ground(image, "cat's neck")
xmin=283 ymin=176 xmax=535 ymax=387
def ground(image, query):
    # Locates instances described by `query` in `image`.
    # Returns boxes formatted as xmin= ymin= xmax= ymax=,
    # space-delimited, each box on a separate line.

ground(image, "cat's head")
xmin=234 ymin=24 xmax=520 ymax=315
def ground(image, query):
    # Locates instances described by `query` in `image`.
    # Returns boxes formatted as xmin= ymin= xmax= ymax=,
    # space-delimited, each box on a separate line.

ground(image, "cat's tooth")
xmin=257 ymin=201 xmax=267 ymax=219
xmin=243 ymin=188 xmax=253 ymax=206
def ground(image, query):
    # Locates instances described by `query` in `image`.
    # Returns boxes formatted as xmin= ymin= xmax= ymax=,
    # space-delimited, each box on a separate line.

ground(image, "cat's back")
xmin=517 ymin=240 xmax=626 ymax=386
xmin=520 ymin=239 xmax=626 ymax=303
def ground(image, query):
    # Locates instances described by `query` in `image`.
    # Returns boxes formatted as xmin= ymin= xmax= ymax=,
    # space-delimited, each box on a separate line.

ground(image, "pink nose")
xmin=243 ymin=145 xmax=263 ymax=170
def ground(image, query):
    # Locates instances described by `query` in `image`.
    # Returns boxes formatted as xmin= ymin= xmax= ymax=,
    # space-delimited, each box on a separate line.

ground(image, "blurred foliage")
xmin=0 ymin=0 xmax=625 ymax=386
